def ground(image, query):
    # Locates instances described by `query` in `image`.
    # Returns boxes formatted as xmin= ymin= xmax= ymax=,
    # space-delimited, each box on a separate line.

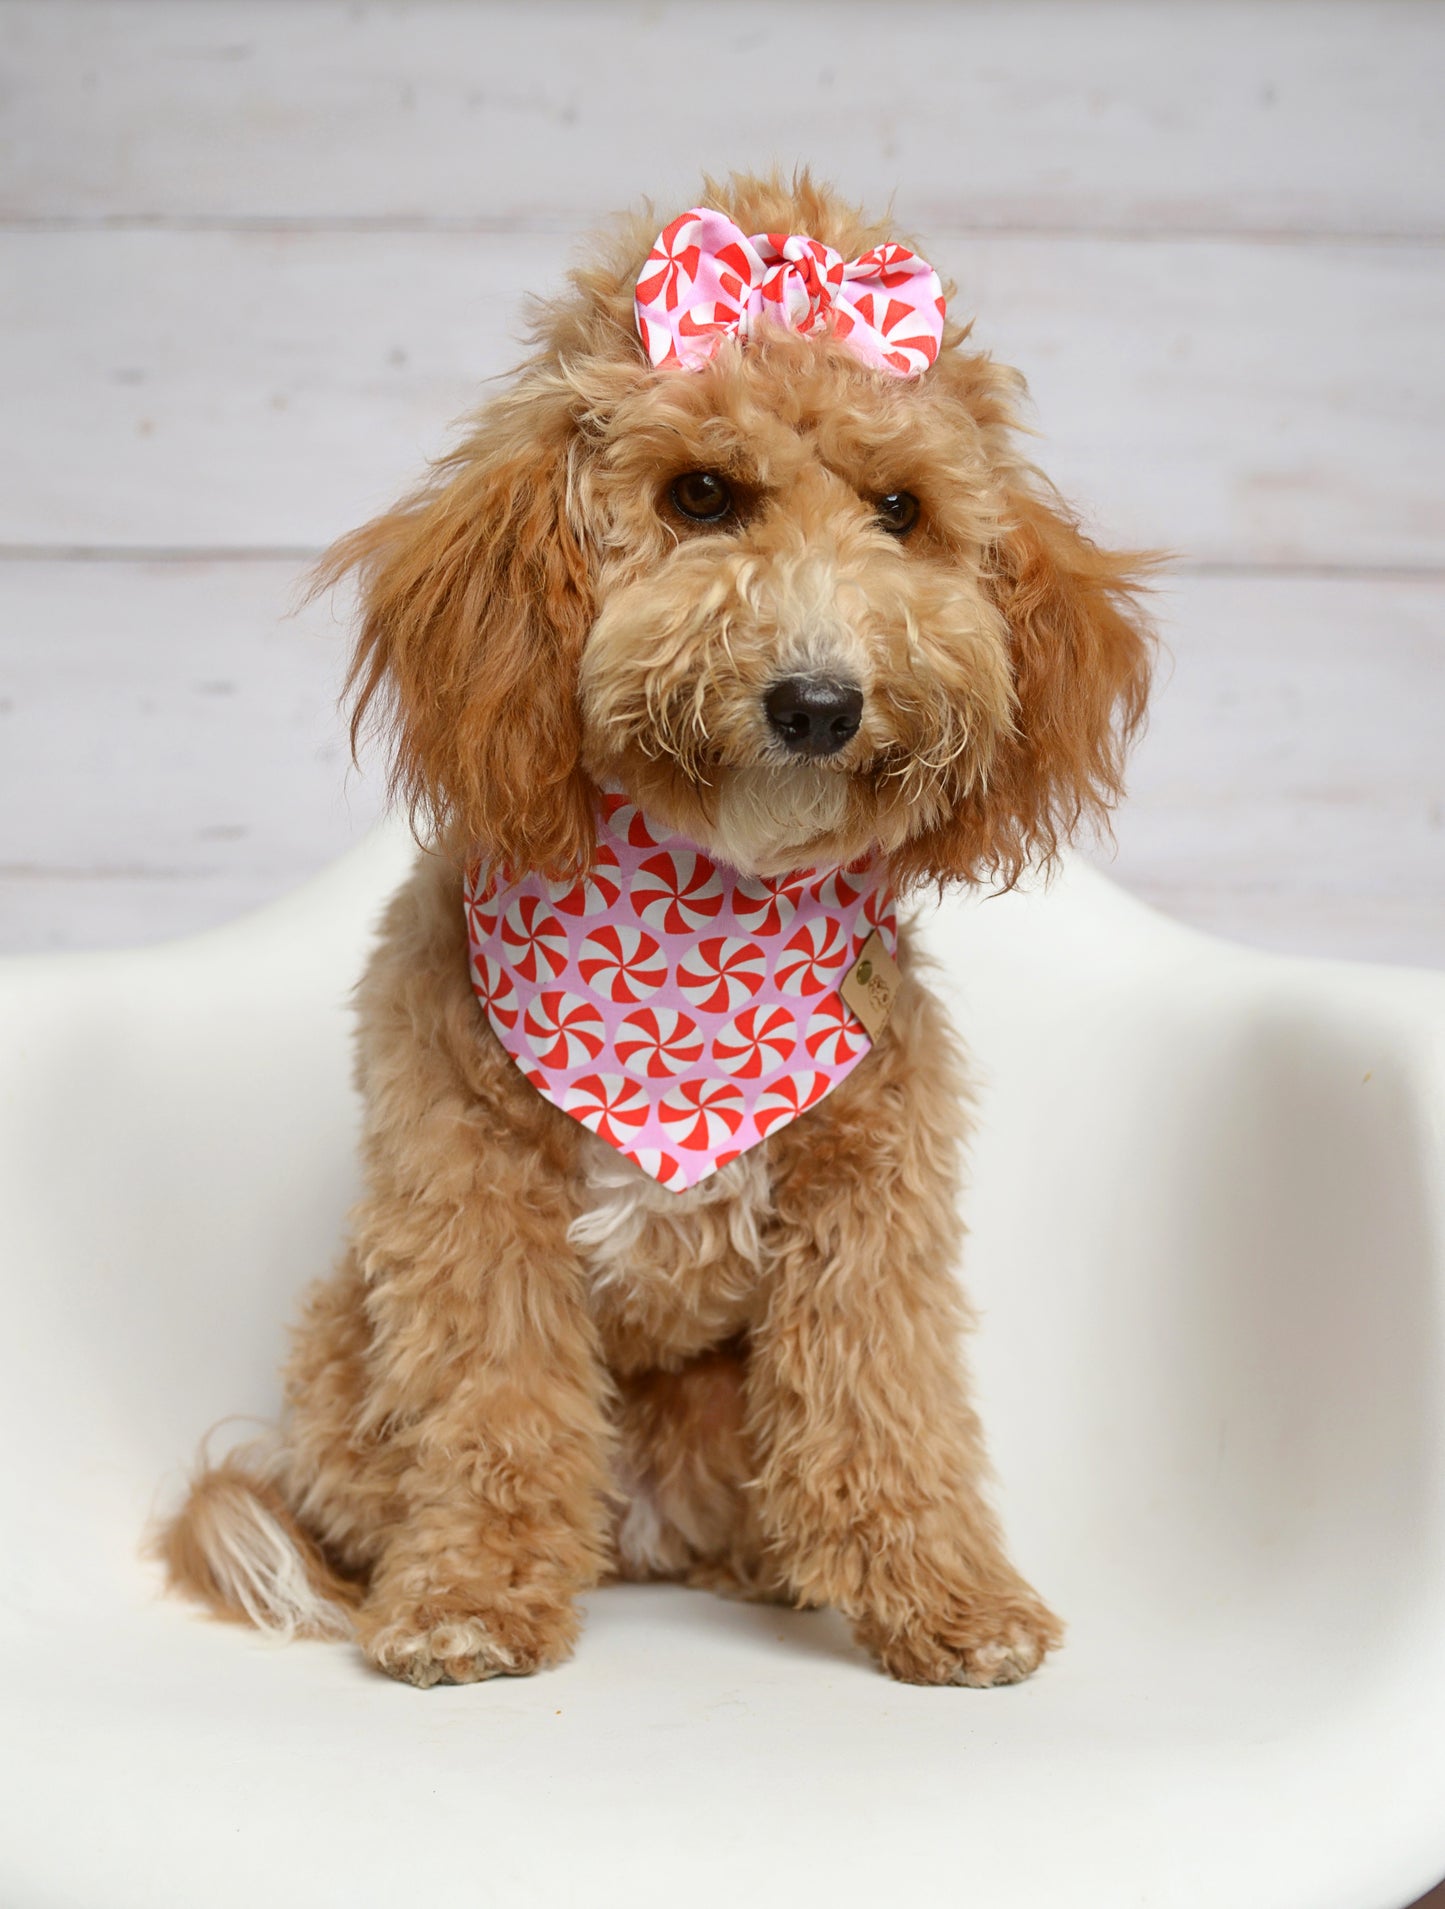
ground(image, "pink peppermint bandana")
xmin=464 ymin=791 xmax=898 ymax=1192
xmin=635 ymin=207 xmax=946 ymax=378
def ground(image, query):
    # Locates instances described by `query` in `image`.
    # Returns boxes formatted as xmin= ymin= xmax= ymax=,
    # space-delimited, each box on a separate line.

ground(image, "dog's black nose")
xmin=764 ymin=677 xmax=864 ymax=758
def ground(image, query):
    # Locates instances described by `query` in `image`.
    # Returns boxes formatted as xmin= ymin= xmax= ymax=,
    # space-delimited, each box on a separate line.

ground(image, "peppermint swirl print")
xmin=464 ymin=790 xmax=898 ymax=1191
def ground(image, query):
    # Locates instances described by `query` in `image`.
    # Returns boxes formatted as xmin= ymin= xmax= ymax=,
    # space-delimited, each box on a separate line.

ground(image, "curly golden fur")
xmin=160 ymin=172 xmax=1153 ymax=1689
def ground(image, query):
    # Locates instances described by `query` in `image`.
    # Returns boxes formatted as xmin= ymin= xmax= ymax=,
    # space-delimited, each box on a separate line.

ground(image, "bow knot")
xmin=635 ymin=209 xmax=945 ymax=379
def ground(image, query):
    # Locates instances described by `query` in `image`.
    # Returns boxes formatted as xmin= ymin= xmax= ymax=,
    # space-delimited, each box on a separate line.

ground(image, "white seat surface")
xmin=2 ymin=825 xmax=1443 ymax=1909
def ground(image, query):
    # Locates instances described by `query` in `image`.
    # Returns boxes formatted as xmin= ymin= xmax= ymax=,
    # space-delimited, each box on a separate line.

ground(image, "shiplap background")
xmin=2 ymin=0 xmax=1442 ymax=974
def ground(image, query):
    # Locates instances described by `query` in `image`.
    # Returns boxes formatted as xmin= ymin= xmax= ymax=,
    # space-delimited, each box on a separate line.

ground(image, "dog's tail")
xmin=156 ymin=1441 xmax=360 ymax=1641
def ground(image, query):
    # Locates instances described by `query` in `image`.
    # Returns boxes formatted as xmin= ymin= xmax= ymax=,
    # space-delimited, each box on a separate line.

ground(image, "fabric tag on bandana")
xmin=464 ymin=790 xmax=898 ymax=1193
xmin=840 ymin=930 xmax=901 ymax=1043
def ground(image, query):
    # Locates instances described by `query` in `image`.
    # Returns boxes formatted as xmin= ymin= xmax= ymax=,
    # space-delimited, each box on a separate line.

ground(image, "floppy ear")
xmin=315 ymin=380 xmax=597 ymax=876
xmin=899 ymin=479 xmax=1156 ymax=889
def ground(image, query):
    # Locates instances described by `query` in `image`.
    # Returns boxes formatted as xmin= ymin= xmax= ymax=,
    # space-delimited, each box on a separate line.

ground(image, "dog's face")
xmin=326 ymin=175 xmax=1152 ymax=889
xmin=578 ymin=326 xmax=1016 ymax=878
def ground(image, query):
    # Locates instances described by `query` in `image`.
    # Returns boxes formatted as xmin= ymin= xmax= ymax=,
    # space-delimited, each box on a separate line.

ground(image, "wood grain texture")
xmin=0 ymin=559 xmax=382 ymax=950
xmin=3 ymin=0 xmax=1442 ymax=238
xmin=1108 ymin=573 xmax=1445 ymax=967
xmin=3 ymin=561 xmax=1440 ymax=965
xmin=4 ymin=228 xmax=1443 ymax=567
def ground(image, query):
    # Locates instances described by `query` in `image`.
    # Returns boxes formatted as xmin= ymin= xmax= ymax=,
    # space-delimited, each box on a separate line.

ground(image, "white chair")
xmin=3 ymin=826 xmax=1443 ymax=1909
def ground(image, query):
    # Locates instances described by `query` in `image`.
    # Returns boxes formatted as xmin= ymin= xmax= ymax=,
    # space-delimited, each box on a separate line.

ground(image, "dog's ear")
xmin=316 ymin=379 xmax=597 ymax=875
xmin=899 ymin=476 xmax=1155 ymax=889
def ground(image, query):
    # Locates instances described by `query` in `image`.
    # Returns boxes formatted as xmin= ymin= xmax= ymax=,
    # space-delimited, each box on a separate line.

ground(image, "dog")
xmin=161 ymin=172 xmax=1152 ymax=1689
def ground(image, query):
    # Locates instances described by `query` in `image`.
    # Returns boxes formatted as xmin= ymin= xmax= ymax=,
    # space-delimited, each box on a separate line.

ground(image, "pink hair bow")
xmin=635 ymin=207 xmax=946 ymax=379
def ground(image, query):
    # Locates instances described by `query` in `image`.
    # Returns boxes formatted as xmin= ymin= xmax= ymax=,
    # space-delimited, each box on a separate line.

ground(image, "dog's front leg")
xmin=350 ymin=1165 xmax=613 ymax=1690
xmin=748 ymin=964 xmax=1062 ymax=1686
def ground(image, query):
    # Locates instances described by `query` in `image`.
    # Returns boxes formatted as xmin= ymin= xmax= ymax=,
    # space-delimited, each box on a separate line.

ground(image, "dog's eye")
xmin=670 ymin=472 xmax=734 ymax=523
xmin=876 ymin=491 xmax=920 ymax=536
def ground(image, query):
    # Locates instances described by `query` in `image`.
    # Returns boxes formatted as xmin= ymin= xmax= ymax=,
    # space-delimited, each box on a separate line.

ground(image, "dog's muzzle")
xmin=764 ymin=676 xmax=864 ymax=759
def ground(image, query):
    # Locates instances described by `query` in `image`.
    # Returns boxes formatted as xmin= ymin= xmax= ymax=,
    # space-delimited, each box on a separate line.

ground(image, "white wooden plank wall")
xmin=1 ymin=0 xmax=1442 ymax=975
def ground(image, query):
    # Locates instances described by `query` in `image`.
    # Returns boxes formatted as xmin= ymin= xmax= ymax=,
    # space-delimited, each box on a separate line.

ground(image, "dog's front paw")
xmin=860 ymin=1591 xmax=1062 ymax=1688
xmin=358 ymin=1593 xmax=579 ymax=1689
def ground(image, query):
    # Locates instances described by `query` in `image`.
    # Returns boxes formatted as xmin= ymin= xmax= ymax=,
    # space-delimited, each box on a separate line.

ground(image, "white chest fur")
xmin=567 ymin=1133 xmax=772 ymax=1362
